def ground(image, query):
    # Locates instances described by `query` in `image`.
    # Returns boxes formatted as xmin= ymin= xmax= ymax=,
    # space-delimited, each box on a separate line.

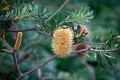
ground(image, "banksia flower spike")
xmin=13 ymin=32 xmax=22 ymax=52
xmin=52 ymin=27 xmax=73 ymax=57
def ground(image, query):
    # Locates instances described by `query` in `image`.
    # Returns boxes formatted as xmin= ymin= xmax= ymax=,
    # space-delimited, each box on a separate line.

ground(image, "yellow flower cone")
xmin=52 ymin=27 xmax=73 ymax=57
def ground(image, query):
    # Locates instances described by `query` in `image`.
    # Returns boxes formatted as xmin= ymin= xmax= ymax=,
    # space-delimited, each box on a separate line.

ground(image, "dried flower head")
xmin=13 ymin=32 xmax=22 ymax=52
xmin=52 ymin=27 xmax=73 ymax=57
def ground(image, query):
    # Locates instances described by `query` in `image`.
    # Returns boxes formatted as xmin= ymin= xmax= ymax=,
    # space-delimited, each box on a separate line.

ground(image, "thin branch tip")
xmin=17 ymin=55 xmax=57 ymax=80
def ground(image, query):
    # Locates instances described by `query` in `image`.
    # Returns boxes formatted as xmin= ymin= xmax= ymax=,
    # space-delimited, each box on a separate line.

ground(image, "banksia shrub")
xmin=52 ymin=27 xmax=73 ymax=57
xmin=13 ymin=32 xmax=22 ymax=52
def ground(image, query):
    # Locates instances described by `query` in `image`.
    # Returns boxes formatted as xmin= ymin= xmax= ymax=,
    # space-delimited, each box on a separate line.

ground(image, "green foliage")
xmin=65 ymin=7 xmax=93 ymax=24
xmin=0 ymin=2 xmax=52 ymax=21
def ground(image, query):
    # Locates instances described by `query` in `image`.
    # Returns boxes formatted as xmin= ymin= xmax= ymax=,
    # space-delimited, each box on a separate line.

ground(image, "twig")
xmin=70 ymin=48 xmax=90 ymax=57
xmin=0 ymin=38 xmax=12 ymax=50
xmin=71 ymin=47 xmax=120 ymax=56
xmin=46 ymin=0 xmax=69 ymax=22
xmin=0 ymin=29 xmax=5 ymax=37
xmin=90 ymin=47 xmax=120 ymax=53
xmin=0 ymin=39 xmax=22 ymax=76
xmin=12 ymin=53 xmax=22 ymax=75
xmin=0 ymin=38 xmax=119 ymax=80
xmin=84 ymin=42 xmax=106 ymax=45
xmin=35 ymin=28 xmax=52 ymax=36
xmin=6 ymin=27 xmax=52 ymax=36
xmin=17 ymin=55 xmax=58 ymax=80
xmin=5 ymin=50 xmax=33 ymax=79
xmin=6 ymin=28 xmax=36 ymax=32
xmin=0 ymin=49 xmax=13 ymax=54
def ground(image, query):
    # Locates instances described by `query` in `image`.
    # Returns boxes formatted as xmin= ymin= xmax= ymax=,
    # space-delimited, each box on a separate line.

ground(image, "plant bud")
xmin=13 ymin=32 xmax=22 ymax=52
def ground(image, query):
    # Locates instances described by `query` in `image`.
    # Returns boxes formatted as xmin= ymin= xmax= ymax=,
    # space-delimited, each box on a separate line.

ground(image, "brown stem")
xmin=70 ymin=47 xmax=120 ymax=57
xmin=0 ymin=29 xmax=5 ymax=37
xmin=0 ymin=38 xmax=12 ymax=50
xmin=90 ymin=47 xmax=120 ymax=52
xmin=6 ymin=27 xmax=52 ymax=36
xmin=17 ymin=55 xmax=58 ymax=80
xmin=0 ymin=49 xmax=13 ymax=54
xmin=84 ymin=42 xmax=106 ymax=45
xmin=12 ymin=53 xmax=22 ymax=75
xmin=46 ymin=0 xmax=69 ymax=22
xmin=6 ymin=28 xmax=36 ymax=32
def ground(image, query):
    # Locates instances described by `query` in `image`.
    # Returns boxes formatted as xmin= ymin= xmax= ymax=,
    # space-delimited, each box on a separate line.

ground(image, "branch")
xmin=6 ymin=27 xmax=52 ymax=36
xmin=46 ymin=0 xmax=69 ymax=21
xmin=0 ymin=49 xmax=13 ymax=54
xmin=70 ymin=48 xmax=90 ymax=56
xmin=35 ymin=28 xmax=52 ymax=36
xmin=15 ymin=46 xmax=120 ymax=79
xmin=6 ymin=28 xmax=36 ymax=32
xmin=84 ymin=42 xmax=106 ymax=45
xmin=90 ymin=47 xmax=120 ymax=53
xmin=71 ymin=47 xmax=120 ymax=57
xmin=0 ymin=37 xmax=22 ymax=75
xmin=1 ymin=37 xmax=119 ymax=80
xmin=0 ymin=29 xmax=5 ymax=37
xmin=17 ymin=55 xmax=58 ymax=80
xmin=0 ymin=38 xmax=12 ymax=50
xmin=12 ymin=53 xmax=22 ymax=75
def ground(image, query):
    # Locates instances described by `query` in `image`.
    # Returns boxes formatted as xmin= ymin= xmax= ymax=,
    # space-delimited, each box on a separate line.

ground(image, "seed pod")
xmin=13 ymin=32 xmax=22 ymax=52
xmin=52 ymin=27 xmax=73 ymax=57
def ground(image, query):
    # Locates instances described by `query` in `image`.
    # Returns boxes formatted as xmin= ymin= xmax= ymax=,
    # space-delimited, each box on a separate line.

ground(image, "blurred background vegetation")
xmin=0 ymin=0 xmax=120 ymax=80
